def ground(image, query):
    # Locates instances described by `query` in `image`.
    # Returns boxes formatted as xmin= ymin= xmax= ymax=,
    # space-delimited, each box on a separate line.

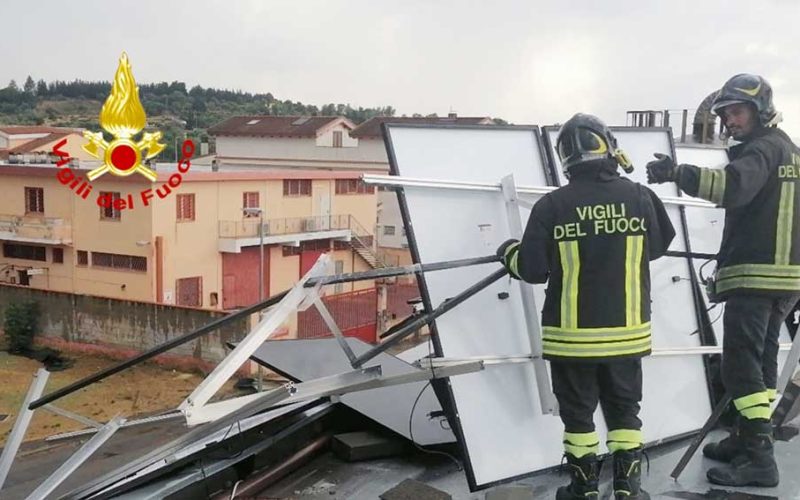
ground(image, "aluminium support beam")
xmin=24 ymin=416 xmax=124 ymax=500
xmin=0 ymin=368 xmax=49 ymax=491
xmin=501 ymin=174 xmax=558 ymax=415
xmin=362 ymin=174 xmax=716 ymax=209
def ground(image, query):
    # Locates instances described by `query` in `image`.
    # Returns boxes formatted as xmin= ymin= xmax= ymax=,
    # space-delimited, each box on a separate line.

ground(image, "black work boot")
xmin=702 ymin=417 xmax=744 ymax=463
xmin=706 ymin=419 xmax=779 ymax=487
xmin=612 ymin=448 xmax=650 ymax=500
xmin=556 ymin=453 xmax=600 ymax=499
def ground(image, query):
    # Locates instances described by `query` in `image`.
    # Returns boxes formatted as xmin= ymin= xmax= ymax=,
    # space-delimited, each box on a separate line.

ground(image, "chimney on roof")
xmin=448 ymin=112 xmax=457 ymax=119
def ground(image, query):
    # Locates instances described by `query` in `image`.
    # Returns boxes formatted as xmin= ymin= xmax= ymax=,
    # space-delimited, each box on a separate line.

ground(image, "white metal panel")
xmin=388 ymin=125 xmax=712 ymax=489
xmin=388 ymin=125 xmax=559 ymax=487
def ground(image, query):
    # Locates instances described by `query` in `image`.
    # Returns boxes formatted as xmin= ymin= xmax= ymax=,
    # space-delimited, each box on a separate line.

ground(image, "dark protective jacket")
xmin=676 ymin=127 xmax=800 ymax=298
xmin=516 ymin=160 xmax=675 ymax=361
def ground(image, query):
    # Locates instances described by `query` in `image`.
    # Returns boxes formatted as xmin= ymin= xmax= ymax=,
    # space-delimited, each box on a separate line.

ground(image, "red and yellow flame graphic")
xmin=83 ymin=53 xmax=165 ymax=181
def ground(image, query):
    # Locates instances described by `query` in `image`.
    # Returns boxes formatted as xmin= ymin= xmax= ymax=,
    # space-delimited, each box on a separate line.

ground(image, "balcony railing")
xmin=219 ymin=214 xmax=365 ymax=239
xmin=218 ymin=214 xmax=396 ymax=267
xmin=0 ymin=214 xmax=72 ymax=244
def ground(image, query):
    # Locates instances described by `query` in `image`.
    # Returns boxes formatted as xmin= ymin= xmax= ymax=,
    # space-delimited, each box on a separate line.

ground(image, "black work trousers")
xmin=722 ymin=293 xmax=800 ymax=400
xmin=551 ymin=358 xmax=643 ymax=433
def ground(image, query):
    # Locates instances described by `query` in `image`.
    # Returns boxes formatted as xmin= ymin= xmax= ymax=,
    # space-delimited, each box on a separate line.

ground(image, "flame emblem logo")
xmin=83 ymin=53 xmax=165 ymax=181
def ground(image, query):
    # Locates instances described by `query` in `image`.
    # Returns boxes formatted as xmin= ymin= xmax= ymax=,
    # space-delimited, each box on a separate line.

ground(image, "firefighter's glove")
xmin=497 ymin=238 xmax=522 ymax=280
xmin=646 ymin=153 xmax=678 ymax=184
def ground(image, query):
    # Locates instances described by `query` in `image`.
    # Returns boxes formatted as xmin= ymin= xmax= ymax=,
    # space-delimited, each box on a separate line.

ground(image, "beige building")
xmin=210 ymin=116 xmax=387 ymax=172
xmin=0 ymin=126 xmax=92 ymax=163
xmin=0 ymin=162 xmax=380 ymax=338
xmin=210 ymin=114 xmax=494 ymax=267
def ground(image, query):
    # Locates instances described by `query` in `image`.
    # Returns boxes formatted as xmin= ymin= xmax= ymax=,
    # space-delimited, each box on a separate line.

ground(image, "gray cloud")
xmin=1 ymin=0 xmax=798 ymax=137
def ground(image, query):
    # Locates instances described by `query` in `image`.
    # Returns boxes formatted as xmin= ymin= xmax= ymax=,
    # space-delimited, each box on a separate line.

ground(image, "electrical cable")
xmin=405 ymin=334 xmax=462 ymax=471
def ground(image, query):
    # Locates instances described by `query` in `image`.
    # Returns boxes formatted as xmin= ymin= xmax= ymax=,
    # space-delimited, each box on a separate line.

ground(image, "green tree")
xmin=4 ymin=301 xmax=39 ymax=354
xmin=23 ymin=75 xmax=35 ymax=94
xmin=36 ymin=79 xmax=48 ymax=96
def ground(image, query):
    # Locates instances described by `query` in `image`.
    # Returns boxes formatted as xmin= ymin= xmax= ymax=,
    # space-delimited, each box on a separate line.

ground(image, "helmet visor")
xmin=557 ymin=128 xmax=608 ymax=163
xmin=711 ymin=98 xmax=748 ymax=115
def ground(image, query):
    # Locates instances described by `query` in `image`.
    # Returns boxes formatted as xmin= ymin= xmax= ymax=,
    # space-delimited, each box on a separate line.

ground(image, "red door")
xmin=222 ymin=275 xmax=236 ymax=309
xmin=222 ymin=246 xmax=270 ymax=308
xmin=300 ymin=250 xmax=324 ymax=277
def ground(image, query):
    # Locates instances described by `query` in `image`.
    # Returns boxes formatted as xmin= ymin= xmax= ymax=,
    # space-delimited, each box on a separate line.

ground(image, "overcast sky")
xmin=3 ymin=0 xmax=799 ymax=137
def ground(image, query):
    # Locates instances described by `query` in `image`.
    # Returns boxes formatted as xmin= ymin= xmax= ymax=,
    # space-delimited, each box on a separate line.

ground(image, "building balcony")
xmin=218 ymin=214 xmax=358 ymax=253
xmin=218 ymin=214 xmax=389 ymax=267
xmin=0 ymin=213 xmax=72 ymax=245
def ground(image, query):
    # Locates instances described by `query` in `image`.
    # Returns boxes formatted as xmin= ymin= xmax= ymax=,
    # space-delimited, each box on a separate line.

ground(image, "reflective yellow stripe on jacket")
xmin=543 ymin=323 xmax=652 ymax=358
xmin=547 ymin=237 xmax=650 ymax=359
xmin=716 ymin=263 xmax=800 ymax=294
xmin=715 ymin=180 xmax=799 ymax=294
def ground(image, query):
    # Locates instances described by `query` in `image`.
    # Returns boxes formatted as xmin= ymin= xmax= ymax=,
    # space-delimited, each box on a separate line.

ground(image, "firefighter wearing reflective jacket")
xmin=647 ymin=73 xmax=800 ymax=488
xmin=498 ymin=114 xmax=675 ymax=500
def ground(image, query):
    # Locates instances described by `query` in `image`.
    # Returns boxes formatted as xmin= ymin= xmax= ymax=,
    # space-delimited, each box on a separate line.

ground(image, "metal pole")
xmin=353 ymin=268 xmax=508 ymax=367
xmin=312 ymin=295 xmax=359 ymax=367
xmin=362 ymin=175 xmax=716 ymax=209
xmin=0 ymin=368 xmax=49 ymax=491
xmin=257 ymin=210 xmax=265 ymax=391
xmin=259 ymin=210 xmax=264 ymax=303
xmin=681 ymin=109 xmax=688 ymax=143
xmin=671 ymin=394 xmax=732 ymax=479
xmin=306 ymin=254 xmax=500 ymax=287
xmin=671 ymin=323 xmax=800 ymax=479
xmin=664 ymin=250 xmax=716 ymax=260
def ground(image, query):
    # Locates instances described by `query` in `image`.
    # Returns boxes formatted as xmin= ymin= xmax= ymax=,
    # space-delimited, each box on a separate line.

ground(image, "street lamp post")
xmin=258 ymin=210 xmax=264 ymax=304
xmin=243 ymin=207 xmax=264 ymax=304
xmin=243 ymin=206 xmax=264 ymax=391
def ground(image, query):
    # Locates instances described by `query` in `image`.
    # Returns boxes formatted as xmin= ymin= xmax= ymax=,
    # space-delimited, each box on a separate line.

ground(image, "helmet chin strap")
xmin=765 ymin=111 xmax=783 ymax=128
xmin=613 ymin=149 xmax=634 ymax=174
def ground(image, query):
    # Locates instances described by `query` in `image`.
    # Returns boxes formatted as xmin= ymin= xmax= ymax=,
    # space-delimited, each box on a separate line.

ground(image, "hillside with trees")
xmin=0 ymin=76 xmax=399 ymax=161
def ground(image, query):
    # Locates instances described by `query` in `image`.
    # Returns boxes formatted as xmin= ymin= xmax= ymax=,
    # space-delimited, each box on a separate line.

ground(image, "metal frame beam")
xmin=312 ymin=294 xmax=359 ymax=367
xmin=186 ymin=360 xmax=485 ymax=426
xmin=501 ymin=174 xmax=558 ymax=415
xmin=65 ymin=361 xmax=484 ymax=499
xmin=362 ymin=174 xmax=716 ymax=209
xmin=45 ymin=412 xmax=182 ymax=442
xmin=179 ymin=255 xmax=331 ymax=413
xmin=0 ymin=368 xmax=49 ymax=491
xmin=417 ymin=342 xmax=795 ymax=366
xmin=42 ymin=404 xmax=102 ymax=429
xmin=23 ymin=416 xmax=124 ymax=500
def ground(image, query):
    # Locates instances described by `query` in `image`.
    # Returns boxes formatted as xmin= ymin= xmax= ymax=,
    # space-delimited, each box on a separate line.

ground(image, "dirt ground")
xmin=0 ymin=351 xmax=244 ymax=445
